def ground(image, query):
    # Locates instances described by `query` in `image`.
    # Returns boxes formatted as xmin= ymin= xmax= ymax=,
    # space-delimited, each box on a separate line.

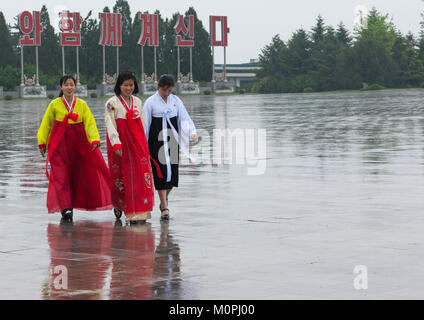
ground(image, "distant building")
xmin=214 ymin=59 xmax=260 ymax=87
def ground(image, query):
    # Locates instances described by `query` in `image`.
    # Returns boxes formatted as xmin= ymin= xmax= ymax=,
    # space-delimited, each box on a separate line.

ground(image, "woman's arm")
xmin=105 ymin=99 xmax=122 ymax=152
xmin=37 ymin=101 xmax=55 ymax=155
xmin=82 ymin=101 xmax=101 ymax=147
xmin=177 ymin=97 xmax=197 ymax=142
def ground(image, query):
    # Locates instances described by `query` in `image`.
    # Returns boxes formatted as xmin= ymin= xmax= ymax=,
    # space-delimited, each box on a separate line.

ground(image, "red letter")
xmin=139 ymin=14 xmax=159 ymax=47
xmin=19 ymin=11 xmax=34 ymax=45
xmin=175 ymin=15 xmax=194 ymax=47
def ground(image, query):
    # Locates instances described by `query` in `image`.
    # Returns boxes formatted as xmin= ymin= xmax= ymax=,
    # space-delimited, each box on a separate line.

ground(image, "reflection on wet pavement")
xmin=43 ymin=221 xmax=179 ymax=300
xmin=2 ymin=90 xmax=424 ymax=299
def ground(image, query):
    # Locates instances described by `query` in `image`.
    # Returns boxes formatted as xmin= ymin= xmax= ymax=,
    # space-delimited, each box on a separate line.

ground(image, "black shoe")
xmin=160 ymin=208 xmax=170 ymax=221
xmin=114 ymin=208 xmax=123 ymax=219
xmin=129 ymin=220 xmax=139 ymax=225
xmin=61 ymin=209 xmax=73 ymax=221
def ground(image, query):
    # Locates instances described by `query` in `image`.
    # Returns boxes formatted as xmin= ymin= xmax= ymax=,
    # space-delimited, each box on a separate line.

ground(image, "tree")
xmin=391 ymin=32 xmax=424 ymax=87
xmin=184 ymin=7 xmax=212 ymax=81
xmin=113 ymin=0 xmax=133 ymax=72
xmin=354 ymin=7 xmax=397 ymax=52
xmin=130 ymin=10 xmax=143 ymax=78
xmin=311 ymin=15 xmax=325 ymax=45
xmin=309 ymin=26 xmax=341 ymax=91
xmin=113 ymin=0 xmax=132 ymax=34
xmin=286 ymin=28 xmax=312 ymax=77
xmin=255 ymin=35 xmax=289 ymax=93
xmin=99 ymin=6 xmax=118 ymax=77
xmin=159 ymin=13 xmax=179 ymax=77
xmin=257 ymin=35 xmax=287 ymax=78
xmin=0 ymin=11 xmax=16 ymax=67
xmin=0 ymin=65 xmax=21 ymax=90
xmin=353 ymin=8 xmax=397 ymax=85
xmin=336 ymin=22 xmax=352 ymax=46
xmin=80 ymin=10 xmax=102 ymax=87
xmin=418 ymin=12 xmax=424 ymax=63
xmin=39 ymin=5 xmax=61 ymax=77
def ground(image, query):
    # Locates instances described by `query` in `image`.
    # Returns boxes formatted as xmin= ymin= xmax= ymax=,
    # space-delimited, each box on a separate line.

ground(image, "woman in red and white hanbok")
xmin=105 ymin=72 xmax=161 ymax=224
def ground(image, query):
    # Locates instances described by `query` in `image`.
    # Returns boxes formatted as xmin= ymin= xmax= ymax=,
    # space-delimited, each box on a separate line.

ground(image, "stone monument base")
xmin=140 ymin=82 xmax=157 ymax=95
xmin=176 ymin=82 xmax=200 ymax=95
xmin=18 ymin=85 xmax=47 ymax=98
xmin=97 ymin=84 xmax=115 ymax=96
xmin=209 ymin=81 xmax=235 ymax=94
xmin=75 ymin=84 xmax=88 ymax=97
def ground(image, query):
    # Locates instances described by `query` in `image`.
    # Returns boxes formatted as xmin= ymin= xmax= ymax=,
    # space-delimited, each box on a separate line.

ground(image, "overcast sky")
xmin=2 ymin=0 xmax=423 ymax=63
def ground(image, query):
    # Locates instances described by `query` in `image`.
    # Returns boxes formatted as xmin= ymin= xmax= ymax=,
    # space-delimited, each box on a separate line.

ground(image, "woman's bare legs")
xmin=158 ymin=190 xmax=169 ymax=216
xmin=166 ymin=188 xmax=172 ymax=200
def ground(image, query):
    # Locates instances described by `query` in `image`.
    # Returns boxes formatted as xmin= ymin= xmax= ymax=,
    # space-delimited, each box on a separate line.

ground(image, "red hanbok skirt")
xmin=107 ymin=118 xmax=155 ymax=221
xmin=47 ymin=121 xmax=113 ymax=213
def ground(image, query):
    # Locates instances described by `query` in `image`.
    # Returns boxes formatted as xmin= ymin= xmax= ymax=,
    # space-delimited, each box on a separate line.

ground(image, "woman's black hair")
xmin=114 ymin=71 xmax=139 ymax=95
xmin=59 ymin=75 xmax=76 ymax=97
xmin=158 ymin=74 xmax=175 ymax=88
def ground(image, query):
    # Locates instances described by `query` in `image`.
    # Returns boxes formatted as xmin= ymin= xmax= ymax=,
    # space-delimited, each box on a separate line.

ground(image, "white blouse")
xmin=143 ymin=92 xmax=197 ymax=182
xmin=105 ymin=95 xmax=145 ymax=149
xmin=143 ymin=92 xmax=197 ymax=141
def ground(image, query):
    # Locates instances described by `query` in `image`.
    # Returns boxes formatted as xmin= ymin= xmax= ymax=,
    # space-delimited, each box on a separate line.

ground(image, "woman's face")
xmin=120 ymin=79 xmax=135 ymax=98
xmin=61 ymin=78 xmax=76 ymax=97
xmin=158 ymin=85 xmax=173 ymax=98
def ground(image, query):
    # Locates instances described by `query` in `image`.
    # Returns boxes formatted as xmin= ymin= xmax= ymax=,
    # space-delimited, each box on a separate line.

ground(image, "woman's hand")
xmin=92 ymin=143 xmax=100 ymax=151
xmin=191 ymin=134 xmax=198 ymax=143
xmin=114 ymin=149 xmax=123 ymax=157
xmin=40 ymin=147 xmax=46 ymax=158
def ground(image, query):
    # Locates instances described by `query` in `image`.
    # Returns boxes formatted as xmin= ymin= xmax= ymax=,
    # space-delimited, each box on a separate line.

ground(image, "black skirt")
xmin=148 ymin=116 xmax=179 ymax=190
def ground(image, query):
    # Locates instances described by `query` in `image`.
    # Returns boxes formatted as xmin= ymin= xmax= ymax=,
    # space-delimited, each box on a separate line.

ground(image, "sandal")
xmin=61 ymin=208 xmax=73 ymax=222
xmin=114 ymin=208 xmax=123 ymax=219
xmin=160 ymin=208 xmax=170 ymax=221
xmin=159 ymin=198 xmax=168 ymax=211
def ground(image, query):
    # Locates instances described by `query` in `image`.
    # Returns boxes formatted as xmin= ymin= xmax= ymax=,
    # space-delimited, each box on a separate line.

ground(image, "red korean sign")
xmin=174 ymin=15 xmax=194 ymax=47
xmin=138 ymin=14 xmax=159 ymax=47
xmin=59 ymin=11 xmax=82 ymax=46
xmin=99 ymin=13 xmax=122 ymax=46
xmin=210 ymin=16 xmax=230 ymax=47
xmin=19 ymin=11 xmax=43 ymax=46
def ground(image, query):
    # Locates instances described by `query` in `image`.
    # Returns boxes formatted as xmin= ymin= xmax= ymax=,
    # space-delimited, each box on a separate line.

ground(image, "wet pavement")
xmin=1 ymin=90 xmax=424 ymax=299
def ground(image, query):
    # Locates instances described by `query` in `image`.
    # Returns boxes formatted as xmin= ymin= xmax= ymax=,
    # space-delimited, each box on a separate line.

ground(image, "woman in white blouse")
xmin=143 ymin=75 xmax=198 ymax=221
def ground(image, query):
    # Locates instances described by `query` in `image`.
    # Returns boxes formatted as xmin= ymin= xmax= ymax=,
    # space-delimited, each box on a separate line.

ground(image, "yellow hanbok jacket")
xmin=37 ymin=97 xmax=100 ymax=148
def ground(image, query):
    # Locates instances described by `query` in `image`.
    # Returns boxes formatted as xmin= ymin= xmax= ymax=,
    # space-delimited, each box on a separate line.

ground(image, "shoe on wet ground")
xmin=159 ymin=198 xmax=168 ymax=212
xmin=160 ymin=208 xmax=170 ymax=221
xmin=61 ymin=209 xmax=73 ymax=221
xmin=114 ymin=208 xmax=123 ymax=219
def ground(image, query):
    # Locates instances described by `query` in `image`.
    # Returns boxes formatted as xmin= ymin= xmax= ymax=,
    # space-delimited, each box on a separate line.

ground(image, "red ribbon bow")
xmin=126 ymin=109 xmax=139 ymax=120
xmin=65 ymin=112 xmax=78 ymax=123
